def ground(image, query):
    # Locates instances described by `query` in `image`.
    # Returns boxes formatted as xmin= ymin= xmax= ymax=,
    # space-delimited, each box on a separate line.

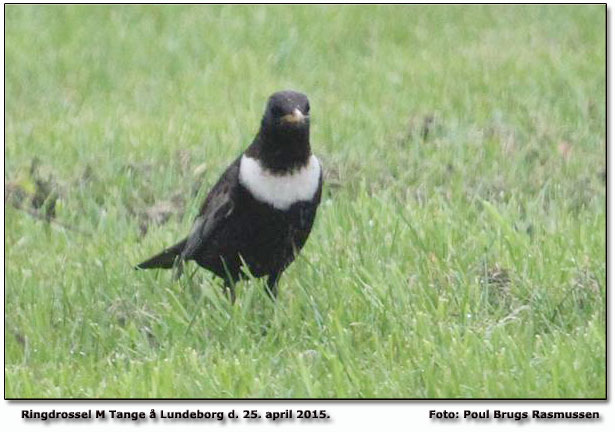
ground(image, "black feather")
xmin=135 ymin=239 xmax=187 ymax=269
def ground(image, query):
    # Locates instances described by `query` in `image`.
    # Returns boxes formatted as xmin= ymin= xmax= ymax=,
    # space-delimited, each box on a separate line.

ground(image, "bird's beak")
xmin=281 ymin=108 xmax=307 ymax=124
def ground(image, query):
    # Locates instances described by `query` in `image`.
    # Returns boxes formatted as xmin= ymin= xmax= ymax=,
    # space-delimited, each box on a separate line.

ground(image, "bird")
xmin=136 ymin=90 xmax=323 ymax=302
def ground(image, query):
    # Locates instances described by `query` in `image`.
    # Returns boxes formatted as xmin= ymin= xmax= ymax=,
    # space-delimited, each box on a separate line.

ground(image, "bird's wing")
xmin=315 ymin=165 xmax=324 ymax=204
xmin=181 ymin=157 xmax=240 ymax=260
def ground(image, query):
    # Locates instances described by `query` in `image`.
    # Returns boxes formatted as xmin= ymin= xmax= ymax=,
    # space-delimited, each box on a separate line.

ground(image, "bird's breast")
xmin=238 ymin=154 xmax=321 ymax=210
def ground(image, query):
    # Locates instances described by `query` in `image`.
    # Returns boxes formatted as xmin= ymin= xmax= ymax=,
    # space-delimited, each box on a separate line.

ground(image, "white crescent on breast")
xmin=238 ymin=154 xmax=321 ymax=210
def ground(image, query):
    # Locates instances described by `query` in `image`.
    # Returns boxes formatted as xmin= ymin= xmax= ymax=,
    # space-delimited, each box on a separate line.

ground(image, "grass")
xmin=4 ymin=4 xmax=605 ymax=398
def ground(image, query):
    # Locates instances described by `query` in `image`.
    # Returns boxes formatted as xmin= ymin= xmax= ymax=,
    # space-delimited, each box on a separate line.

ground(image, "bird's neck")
xmin=247 ymin=127 xmax=311 ymax=174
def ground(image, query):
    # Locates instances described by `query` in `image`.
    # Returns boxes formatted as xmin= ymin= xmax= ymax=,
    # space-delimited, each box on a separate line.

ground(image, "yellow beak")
xmin=281 ymin=108 xmax=306 ymax=124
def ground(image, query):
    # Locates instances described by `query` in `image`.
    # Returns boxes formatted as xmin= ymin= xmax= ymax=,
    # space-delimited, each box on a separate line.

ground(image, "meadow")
xmin=4 ymin=5 xmax=605 ymax=398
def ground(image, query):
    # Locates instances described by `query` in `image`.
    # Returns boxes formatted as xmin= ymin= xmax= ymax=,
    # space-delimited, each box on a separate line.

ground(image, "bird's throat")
xmin=247 ymin=128 xmax=311 ymax=174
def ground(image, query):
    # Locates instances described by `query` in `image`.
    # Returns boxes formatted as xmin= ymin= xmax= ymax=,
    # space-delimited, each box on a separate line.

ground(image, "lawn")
xmin=4 ymin=4 xmax=606 ymax=398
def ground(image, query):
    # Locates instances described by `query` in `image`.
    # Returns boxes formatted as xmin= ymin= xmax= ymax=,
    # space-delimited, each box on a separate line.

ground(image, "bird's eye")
xmin=304 ymin=103 xmax=310 ymax=114
xmin=271 ymin=106 xmax=283 ymax=117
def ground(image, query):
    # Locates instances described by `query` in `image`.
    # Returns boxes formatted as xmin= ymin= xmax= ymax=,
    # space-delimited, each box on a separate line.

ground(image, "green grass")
xmin=4 ymin=4 xmax=605 ymax=398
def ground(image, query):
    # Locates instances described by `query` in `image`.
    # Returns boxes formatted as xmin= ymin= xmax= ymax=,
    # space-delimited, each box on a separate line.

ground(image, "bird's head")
xmin=261 ymin=90 xmax=310 ymax=133
xmin=253 ymin=90 xmax=312 ymax=173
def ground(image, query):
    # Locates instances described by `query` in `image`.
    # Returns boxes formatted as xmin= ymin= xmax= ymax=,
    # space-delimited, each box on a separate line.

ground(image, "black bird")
xmin=137 ymin=90 xmax=323 ymax=301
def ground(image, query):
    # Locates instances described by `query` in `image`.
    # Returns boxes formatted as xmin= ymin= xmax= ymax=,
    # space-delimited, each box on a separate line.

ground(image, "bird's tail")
xmin=136 ymin=239 xmax=187 ymax=270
